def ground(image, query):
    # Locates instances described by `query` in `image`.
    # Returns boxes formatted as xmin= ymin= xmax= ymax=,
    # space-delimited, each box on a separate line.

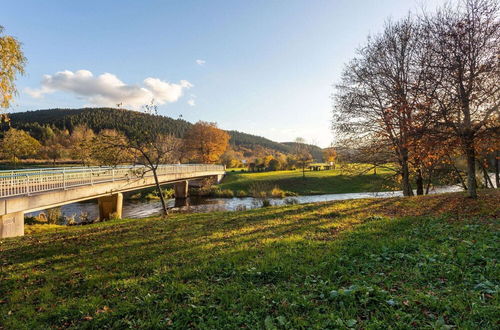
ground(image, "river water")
xmin=27 ymin=185 xmax=462 ymax=222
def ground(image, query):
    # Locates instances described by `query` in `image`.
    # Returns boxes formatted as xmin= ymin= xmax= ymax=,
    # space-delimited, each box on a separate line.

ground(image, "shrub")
xmin=65 ymin=214 xmax=77 ymax=226
xmin=46 ymin=207 xmax=63 ymax=224
xmin=249 ymin=181 xmax=273 ymax=198
xmin=236 ymin=190 xmax=248 ymax=197
xmin=215 ymin=189 xmax=235 ymax=198
xmin=261 ymin=199 xmax=272 ymax=207
xmin=270 ymin=187 xmax=286 ymax=198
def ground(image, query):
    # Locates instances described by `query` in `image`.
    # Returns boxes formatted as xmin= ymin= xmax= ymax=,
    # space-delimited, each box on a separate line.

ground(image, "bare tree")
xmin=333 ymin=16 xmax=432 ymax=196
xmin=293 ymin=137 xmax=313 ymax=178
xmin=91 ymin=102 xmax=181 ymax=216
xmin=419 ymin=0 xmax=500 ymax=198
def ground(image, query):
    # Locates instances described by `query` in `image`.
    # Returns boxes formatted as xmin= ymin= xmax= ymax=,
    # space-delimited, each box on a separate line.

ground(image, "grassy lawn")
xmin=220 ymin=167 xmax=396 ymax=195
xmin=1 ymin=190 xmax=498 ymax=328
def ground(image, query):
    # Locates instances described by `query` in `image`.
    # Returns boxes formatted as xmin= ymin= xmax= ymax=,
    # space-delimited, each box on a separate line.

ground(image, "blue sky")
xmin=2 ymin=0 xmax=443 ymax=147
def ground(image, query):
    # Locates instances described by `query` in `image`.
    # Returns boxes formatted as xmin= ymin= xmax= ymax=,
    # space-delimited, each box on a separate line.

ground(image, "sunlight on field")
xmin=2 ymin=190 xmax=498 ymax=328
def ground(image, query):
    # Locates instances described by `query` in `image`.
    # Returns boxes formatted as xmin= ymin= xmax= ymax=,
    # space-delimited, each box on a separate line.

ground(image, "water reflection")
xmin=27 ymin=185 xmax=463 ymax=222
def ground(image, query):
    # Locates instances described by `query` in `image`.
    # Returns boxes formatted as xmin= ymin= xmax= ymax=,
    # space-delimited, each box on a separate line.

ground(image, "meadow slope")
xmin=220 ymin=168 xmax=396 ymax=196
xmin=0 ymin=190 xmax=498 ymax=328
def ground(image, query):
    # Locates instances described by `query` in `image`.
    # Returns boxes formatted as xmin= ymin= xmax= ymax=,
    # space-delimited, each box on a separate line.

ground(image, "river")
xmin=26 ymin=185 xmax=463 ymax=223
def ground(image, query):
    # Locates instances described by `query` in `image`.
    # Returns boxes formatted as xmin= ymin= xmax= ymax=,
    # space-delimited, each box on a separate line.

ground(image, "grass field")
xmin=1 ymin=190 xmax=498 ymax=328
xmin=220 ymin=167 xmax=396 ymax=195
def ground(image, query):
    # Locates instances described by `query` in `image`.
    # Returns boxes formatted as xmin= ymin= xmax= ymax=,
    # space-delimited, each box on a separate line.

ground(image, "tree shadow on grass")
xmin=1 ymin=191 xmax=498 ymax=328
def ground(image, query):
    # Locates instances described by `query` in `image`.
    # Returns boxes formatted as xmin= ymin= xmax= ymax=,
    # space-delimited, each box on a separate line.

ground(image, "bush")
xmin=270 ymin=187 xmax=286 ymax=198
xmin=46 ymin=207 xmax=64 ymax=224
xmin=261 ymin=199 xmax=272 ymax=207
xmin=236 ymin=190 xmax=248 ymax=198
xmin=249 ymin=182 xmax=273 ymax=198
xmin=215 ymin=189 xmax=235 ymax=198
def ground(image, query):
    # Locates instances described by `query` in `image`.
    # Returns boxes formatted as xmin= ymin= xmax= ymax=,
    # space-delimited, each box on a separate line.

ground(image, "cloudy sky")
xmin=2 ymin=0 xmax=444 ymax=147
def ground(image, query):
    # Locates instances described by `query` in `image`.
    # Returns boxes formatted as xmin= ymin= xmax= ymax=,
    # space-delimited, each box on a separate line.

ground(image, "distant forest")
xmin=9 ymin=108 xmax=323 ymax=160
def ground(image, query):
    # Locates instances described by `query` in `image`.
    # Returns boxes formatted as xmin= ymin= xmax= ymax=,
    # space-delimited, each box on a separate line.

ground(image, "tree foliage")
xmin=183 ymin=121 xmax=230 ymax=163
xmin=1 ymin=128 xmax=40 ymax=164
xmin=0 ymin=25 xmax=26 ymax=109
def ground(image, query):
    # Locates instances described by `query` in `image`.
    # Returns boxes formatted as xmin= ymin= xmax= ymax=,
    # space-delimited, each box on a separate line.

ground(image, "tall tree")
xmin=333 ymin=16 xmax=433 ymax=196
xmin=0 ymin=26 xmax=26 ymax=109
xmin=420 ymin=0 xmax=500 ymax=198
xmin=183 ymin=121 xmax=230 ymax=163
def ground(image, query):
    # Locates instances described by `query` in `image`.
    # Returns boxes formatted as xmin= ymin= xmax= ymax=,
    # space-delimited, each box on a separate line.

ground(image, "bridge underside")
xmin=0 ymin=171 xmax=224 ymax=238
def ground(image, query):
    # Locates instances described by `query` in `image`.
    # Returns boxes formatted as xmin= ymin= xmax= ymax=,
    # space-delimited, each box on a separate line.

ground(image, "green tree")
xmin=0 ymin=26 xmax=26 ymax=109
xmin=1 ymin=128 xmax=41 ymax=165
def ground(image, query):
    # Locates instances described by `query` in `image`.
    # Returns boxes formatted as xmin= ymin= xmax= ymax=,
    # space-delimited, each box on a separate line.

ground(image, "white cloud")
xmin=25 ymin=70 xmax=193 ymax=108
xmin=187 ymin=99 xmax=196 ymax=106
xmin=195 ymin=59 xmax=206 ymax=66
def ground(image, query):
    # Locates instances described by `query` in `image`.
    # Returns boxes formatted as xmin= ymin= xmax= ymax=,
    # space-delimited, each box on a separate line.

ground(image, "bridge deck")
xmin=0 ymin=164 xmax=224 ymax=199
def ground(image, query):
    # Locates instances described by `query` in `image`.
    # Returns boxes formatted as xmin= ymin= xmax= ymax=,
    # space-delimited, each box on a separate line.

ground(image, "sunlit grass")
xmin=1 ymin=190 xmax=498 ymax=328
xmin=220 ymin=166 xmax=396 ymax=195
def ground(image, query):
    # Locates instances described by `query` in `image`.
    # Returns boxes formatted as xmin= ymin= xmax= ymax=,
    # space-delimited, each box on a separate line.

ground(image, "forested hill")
xmin=9 ymin=108 xmax=323 ymax=159
xmin=10 ymin=108 xmax=191 ymax=138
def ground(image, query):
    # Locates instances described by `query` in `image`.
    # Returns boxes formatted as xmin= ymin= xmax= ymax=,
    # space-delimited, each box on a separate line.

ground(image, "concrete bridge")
xmin=0 ymin=164 xmax=225 ymax=238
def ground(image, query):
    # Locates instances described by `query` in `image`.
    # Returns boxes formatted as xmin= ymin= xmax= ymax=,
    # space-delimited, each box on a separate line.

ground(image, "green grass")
xmin=1 ymin=190 xmax=498 ymax=328
xmin=220 ymin=167 xmax=396 ymax=195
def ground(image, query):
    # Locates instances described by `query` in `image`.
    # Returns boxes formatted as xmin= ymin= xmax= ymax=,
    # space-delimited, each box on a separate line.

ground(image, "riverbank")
xmin=219 ymin=167 xmax=397 ymax=196
xmin=2 ymin=190 xmax=498 ymax=328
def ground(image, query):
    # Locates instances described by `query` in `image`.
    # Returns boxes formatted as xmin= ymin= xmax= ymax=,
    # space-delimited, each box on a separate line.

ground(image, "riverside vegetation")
xmin=1 ymin=190 xmax=498 ymax=328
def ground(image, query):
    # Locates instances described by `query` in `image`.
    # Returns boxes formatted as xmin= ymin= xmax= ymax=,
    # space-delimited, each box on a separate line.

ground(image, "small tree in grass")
xmin=91 ymin=102 xmax=181 ymax=216
xmin=293 ymin=137 xmax=313 ymax=179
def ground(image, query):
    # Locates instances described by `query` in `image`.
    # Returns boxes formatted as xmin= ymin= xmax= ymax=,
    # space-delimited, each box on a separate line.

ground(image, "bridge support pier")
xmin=174 ymin=181 xmax=189 ymax=199
xmin=98 ymin=193 xmax=123 ymax=221
xmin=0 ymin=211 xmax=24 ymax=238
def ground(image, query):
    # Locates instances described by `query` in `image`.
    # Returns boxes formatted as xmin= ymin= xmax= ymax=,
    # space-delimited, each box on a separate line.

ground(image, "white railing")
xmin=0 ymin=164 xmax=224 ymax=198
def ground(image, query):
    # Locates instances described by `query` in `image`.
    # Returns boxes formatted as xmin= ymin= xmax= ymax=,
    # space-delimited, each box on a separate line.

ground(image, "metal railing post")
xmin=63 ymin=168 xmax=66 ymax=189
xmin=25 ymin=174 xmax=29 ymax=195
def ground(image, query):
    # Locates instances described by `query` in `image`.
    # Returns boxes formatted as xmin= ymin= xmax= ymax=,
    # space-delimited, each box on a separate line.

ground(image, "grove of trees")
xmin=332 ymin=0 xmax=499 ymax=198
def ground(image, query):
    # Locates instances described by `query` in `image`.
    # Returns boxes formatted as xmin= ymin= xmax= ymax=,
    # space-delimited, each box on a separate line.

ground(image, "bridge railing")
xmin=0 ymin=164 xmax=224 ymax=198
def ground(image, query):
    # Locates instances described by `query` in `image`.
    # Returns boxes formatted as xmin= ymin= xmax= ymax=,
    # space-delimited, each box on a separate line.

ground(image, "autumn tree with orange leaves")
xmin=183 ymin=121 xmax=230 ymax=164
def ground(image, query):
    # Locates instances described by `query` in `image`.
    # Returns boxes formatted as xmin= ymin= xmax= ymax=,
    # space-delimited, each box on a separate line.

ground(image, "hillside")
xmin=9 ymin=108 xmax=322 ymax=159
xmin=1 ymin=190 xmax=498 ymax=328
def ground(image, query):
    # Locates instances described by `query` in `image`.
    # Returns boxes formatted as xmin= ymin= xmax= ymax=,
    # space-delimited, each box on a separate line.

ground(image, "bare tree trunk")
xmin=401 ymin=149 xmax=413 ymax=197
xmin=465 ymin=142 xmax=477 ymax=198
xmin=483 ymin=168 xmax=489 ymax=188
xmin=151 ymin=167 xmax=168 ymax=216
xmin=495 ymin=151 xmax=499 ymax=188
xmin=416 ymin=168 xmax=424 ymax=195
xmin=478 ymin=161 xmax=494 ymax=188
